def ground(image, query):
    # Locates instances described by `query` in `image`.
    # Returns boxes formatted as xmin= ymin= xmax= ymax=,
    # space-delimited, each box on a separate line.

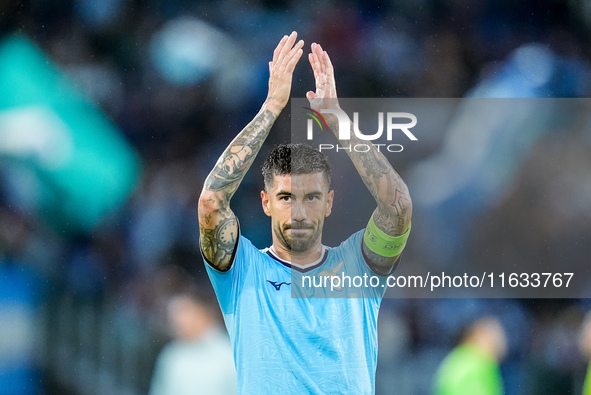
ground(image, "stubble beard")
xmin=273 ymin=221 xmax=322 ymax=253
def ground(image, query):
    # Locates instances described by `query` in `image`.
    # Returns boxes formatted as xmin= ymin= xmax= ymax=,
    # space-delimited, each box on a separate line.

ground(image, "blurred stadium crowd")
xmin=1 ymin=0 xmax=591 ymax=394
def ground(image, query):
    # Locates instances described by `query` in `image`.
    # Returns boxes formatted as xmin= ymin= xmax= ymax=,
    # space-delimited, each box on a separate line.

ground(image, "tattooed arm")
xmin=307 ymin=43 xmax=412 ymax=275
xmin=198 ymin=32 xmax=304 ymax=271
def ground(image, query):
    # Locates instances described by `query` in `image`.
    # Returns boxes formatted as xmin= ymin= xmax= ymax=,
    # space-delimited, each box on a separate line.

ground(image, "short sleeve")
xmin=334 ymin=230 xmax=389 ymax=299
xmin=203 ymin=233 xmax=260 ymax=315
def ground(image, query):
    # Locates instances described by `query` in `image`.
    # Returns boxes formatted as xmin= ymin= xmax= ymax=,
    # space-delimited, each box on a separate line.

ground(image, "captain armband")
xmin=363 ymin=216 xmax=411 ymax=258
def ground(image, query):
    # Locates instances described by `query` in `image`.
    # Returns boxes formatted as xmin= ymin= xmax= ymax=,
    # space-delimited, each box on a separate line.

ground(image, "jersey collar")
xmin=264 ymin=245 xmax=329 ymax=273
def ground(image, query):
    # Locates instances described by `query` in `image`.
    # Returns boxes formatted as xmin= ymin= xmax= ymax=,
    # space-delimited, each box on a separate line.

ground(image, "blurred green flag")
xmin=0 ymin=36 xmax=140 ymax=232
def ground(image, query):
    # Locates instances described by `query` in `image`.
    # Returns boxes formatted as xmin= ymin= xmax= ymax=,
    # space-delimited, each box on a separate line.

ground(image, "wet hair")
xmin=261 ymin=143 xmax=331 ymax=190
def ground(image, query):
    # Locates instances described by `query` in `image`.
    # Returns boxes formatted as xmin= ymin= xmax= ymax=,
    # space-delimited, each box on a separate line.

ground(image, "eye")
xmin=307 ymin=195 xmax=320 ymax=202
xmin=280 ymin=196 xmax=291 ymax=202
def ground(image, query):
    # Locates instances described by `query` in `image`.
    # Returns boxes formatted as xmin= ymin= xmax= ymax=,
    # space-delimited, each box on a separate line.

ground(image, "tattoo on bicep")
xmin=200 ymin=216 xmax=238 ymax=268
xmin=201 ymin=213 xmax=212 ymax=225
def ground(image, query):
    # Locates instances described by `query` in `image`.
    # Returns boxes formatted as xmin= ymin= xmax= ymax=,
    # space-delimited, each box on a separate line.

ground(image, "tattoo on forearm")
xmin=391 ymin=189 xmax=411 ymax=217
xmin=328 ymin=117 xmax=411 ymax=235
xmin=200 ymin=106 xmax=277 ymax=269
xmin=204 ymin=108 xmax=277 ymax=193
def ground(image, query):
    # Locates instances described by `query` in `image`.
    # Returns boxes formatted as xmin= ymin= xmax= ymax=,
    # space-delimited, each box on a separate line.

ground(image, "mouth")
xmin=285 ymin=225 xmax=314 ymax=236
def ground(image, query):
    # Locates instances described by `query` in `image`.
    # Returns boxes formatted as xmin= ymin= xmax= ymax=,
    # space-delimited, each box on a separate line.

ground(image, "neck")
xmin=271 ymin=241 xmax=324 ymax=266
xmin=466 ymin=337 xmax=496 ymax=361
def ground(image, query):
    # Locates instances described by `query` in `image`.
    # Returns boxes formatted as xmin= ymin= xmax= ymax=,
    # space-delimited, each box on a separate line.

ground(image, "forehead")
xmin=269 ymin=172 xmax=328 ymax=193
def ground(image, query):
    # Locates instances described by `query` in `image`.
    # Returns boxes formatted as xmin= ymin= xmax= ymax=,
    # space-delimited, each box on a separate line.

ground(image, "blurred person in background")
xmin=433 ymin=316 xmax=507 ymax=395
xmin=0 ymin=207 xmax=42 ymax=395
xmin=149 ymin=291 xmax=236 ymax=395
xmin=579 ymin=311 xmax=591 ymax=395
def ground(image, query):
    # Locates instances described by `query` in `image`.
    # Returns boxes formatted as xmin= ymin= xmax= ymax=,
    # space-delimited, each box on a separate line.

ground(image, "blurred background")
xmin=1 ymin=0 xmax=591 ymax=394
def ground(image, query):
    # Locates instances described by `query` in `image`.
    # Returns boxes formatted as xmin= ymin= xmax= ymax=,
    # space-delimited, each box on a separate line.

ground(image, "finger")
xmin=275 ymin=39 xmax=303 ymax=75
xmin=313 ymin=45 xmax=333 ymax=81
xmin=289 ymin=39 xmax=305 ymax=58
xmin=314 ymin=44 xmax=327 ymax=76
xmin=309 ymin=54 xmax=320 ymax=88
xmin=308 ymin=52 xmax=317 ymax=76
xmin=310 ymin=43 xmax=319 ymax=67
xmin=284 ymin=47 xmax=303 ymax=72
xmin=323 ymin=51 xmax=337 ymax=98
xmin=310 ymin=56 xmax=324 ymax=92
xmin=285 ymin=40 xmax=304 ymax=64
xmin=278 ymin=31 xmax=298 ymax=63
xmin=272 ymin=35 xmax=288 ymax=64
xmin=324 ymin=52 xmax=337 ymax=93
xmin=323 ymin=50 xmax=335 ymax=76
xmin=318 ymin=50 xmax=337 ymax=97
xmin=306 ymin=91 xmax=315 ymax=102
xmin=309 ymin=45 xmax=322 ymax=81
xmin=313 ymin=43 xmax=324 ymax=64
xmin=284 ymin=39 xmax=304 ymax=65
xmin=316 ymin=44 xmax=328 ymax=69
xmin=313 ymin=42 xmax=322 ymax=57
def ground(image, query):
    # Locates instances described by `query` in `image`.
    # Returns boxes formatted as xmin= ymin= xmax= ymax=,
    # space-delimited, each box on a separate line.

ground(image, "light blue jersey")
xmin=205 ymin=230 xmax=388 ymax=394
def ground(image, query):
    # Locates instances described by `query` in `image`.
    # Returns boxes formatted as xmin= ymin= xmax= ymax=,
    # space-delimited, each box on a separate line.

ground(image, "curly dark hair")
xmin=261 ymin=143 xmax=331 ymax=190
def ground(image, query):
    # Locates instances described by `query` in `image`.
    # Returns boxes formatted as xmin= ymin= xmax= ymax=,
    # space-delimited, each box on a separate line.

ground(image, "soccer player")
xmin=433 ymin=317 xmax=506 ymax=395
xmin=198 ymin=31 xmax=412 ymax=394
xmin=579 ymin=311 xmax=591 ymax=395
xmin=149 ymin=292 xmax=236 ymax=395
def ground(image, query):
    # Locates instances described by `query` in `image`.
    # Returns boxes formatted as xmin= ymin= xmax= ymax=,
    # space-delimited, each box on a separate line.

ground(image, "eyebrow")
xmin=275 ymin=190 xmax=323 ymax=197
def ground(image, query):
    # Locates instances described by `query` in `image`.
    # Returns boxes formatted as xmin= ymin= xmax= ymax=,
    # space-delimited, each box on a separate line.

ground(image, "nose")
xmin=291 ymin=200 xmax=306 ymax=221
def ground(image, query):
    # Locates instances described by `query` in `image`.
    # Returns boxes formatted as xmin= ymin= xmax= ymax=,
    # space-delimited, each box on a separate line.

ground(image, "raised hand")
xmin=199 ymin=32 xmax=303 ymax=270
xmin=306 ymin=42 xmax=340 ymax=112
xmin=266 ymin=31 xmax=304 ymax=115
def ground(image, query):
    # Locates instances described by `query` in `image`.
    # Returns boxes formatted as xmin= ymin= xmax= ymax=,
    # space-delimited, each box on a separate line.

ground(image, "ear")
xmin=261 ymin=190 xmax=271 ymax=217
xmin=325 ymin=189 xmax=334 ymax=217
